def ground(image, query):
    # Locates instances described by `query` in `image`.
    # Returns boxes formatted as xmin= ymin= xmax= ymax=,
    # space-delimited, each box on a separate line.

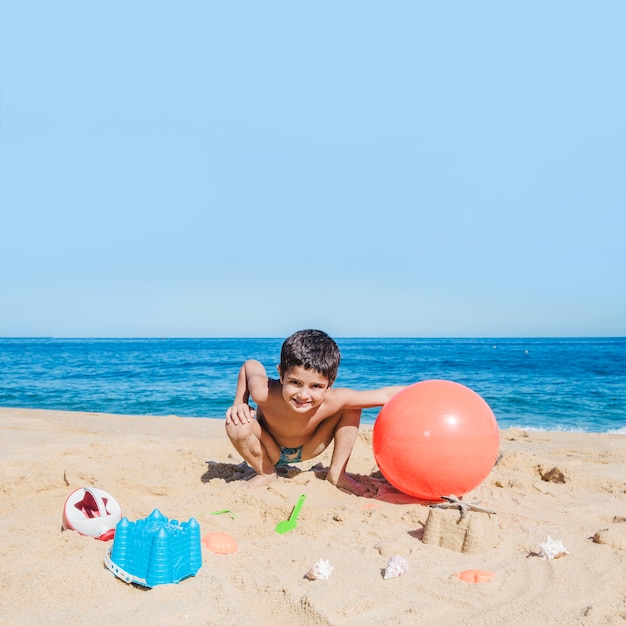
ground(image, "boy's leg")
xmin=225 ymin=419 xmax=281 ymax=488
xmin=302 ymin=408 xmax=367 ymax=495
xmin=326 ymin=409 xmax=367 ymax=494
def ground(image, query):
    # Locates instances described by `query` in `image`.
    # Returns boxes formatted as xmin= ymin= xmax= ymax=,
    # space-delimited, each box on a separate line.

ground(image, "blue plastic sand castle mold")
xmin=104 ymin=509 xmax=202 ymax=587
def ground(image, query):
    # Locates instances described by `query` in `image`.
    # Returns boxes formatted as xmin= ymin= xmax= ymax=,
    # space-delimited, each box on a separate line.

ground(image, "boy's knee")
xmin=225 ymin=420 xmax=253 ymax=442
xmin=225 ymin=421 xmax=236 ymax=441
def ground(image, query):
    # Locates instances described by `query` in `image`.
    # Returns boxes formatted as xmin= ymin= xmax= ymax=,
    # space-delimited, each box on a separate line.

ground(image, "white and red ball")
xmin=62 ymin=487 xmax=121 ymax=541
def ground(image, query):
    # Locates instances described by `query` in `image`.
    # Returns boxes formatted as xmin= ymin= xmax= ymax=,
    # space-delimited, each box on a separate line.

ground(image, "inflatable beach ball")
xmin=373 ymin=380 xmax=500 ymax=500
xmin=62 ymin=487 xmax=122 ymax=541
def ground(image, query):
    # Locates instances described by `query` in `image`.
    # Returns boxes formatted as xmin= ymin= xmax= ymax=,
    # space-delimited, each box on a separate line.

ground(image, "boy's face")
xmin=278 ymin=365 xmax=331 ymax=412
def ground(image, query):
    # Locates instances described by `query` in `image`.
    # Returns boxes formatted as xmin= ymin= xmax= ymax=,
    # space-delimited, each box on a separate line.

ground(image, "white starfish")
xmin=431 ymin=494 xmax=496 ymax=519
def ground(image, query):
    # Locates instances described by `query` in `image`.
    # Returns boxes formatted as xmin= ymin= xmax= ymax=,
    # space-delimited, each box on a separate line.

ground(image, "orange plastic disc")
xmin=202 ymin=531 xmax=238 ymax=554
xmin=454 ymin=569 xmax=495 ymax=583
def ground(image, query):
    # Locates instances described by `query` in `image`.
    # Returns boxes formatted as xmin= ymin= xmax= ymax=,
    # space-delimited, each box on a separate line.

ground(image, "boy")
xmin=225 ymin=329 xmax=405 ymax=495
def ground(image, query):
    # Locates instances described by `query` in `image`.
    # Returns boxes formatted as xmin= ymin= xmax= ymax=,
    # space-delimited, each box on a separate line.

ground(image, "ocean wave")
xmin=607 ymin=426 xmax=626 ymax=435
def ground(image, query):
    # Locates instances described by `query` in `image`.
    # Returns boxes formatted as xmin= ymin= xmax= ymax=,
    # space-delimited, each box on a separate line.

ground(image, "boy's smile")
xmin=279 ymin=365 xmax=330 ymax=412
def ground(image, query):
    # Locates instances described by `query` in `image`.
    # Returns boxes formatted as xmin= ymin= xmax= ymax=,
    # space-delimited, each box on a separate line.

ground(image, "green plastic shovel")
xmin=275 ymin=494 xmax=306 ymax=534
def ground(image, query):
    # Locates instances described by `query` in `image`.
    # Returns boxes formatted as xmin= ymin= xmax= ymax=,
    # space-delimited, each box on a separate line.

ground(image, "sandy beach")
xmin=1 ymin=407 xmax=625 ymax=625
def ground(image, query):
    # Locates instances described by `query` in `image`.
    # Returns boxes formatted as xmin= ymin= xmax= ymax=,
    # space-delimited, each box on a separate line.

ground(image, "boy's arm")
xmin=329 ymin=385 xmax=406 ymax=410
xmin=225 ymin=360 xmax=269 ymax=425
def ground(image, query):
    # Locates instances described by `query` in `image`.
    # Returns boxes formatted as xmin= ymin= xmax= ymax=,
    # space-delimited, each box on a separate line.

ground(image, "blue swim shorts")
xmin=276 ymin=445 xmax=303 ymax=466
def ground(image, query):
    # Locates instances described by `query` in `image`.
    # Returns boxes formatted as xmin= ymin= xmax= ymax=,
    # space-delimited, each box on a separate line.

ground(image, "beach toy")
xmin=104 ymin=509 xmax=202 ymax=587
xmin=202 ymin=531 xmax=238 ymax=554
xmin=62 ymin=487 xmax=122 ymax=541
xmin=372 ymin=380 xmax=500 ymax=500
xmin=454 ymin=569 xmax=495 ymax=583
xmin=275 ymin=494 xmax=306 ymax=534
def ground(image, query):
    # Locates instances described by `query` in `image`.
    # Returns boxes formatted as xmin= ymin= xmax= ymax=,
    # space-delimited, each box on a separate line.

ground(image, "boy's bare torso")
xmin=256 ymin=377 xmax=342 ymax=448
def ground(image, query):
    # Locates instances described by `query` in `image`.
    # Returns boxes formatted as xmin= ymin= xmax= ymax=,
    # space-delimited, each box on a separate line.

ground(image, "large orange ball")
xmin=372 ymin=380 xmax=500 ymax=500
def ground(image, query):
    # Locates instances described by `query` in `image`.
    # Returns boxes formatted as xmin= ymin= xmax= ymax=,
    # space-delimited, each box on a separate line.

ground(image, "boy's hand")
xmin=225 ymin=402 xmax=256 ymax=425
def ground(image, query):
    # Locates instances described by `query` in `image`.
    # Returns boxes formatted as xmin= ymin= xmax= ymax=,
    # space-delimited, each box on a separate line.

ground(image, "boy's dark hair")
xmin=280 ymin=329 xmax=341 ymax=385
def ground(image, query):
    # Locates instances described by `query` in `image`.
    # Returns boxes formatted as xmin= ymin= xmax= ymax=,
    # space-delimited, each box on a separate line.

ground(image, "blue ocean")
xmin=0 ymin=338 xmax=624 ymax=433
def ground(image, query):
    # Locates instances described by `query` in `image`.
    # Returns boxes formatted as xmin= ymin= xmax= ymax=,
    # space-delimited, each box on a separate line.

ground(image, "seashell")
xmin=538 ymin=535 xmax=569 ymax=559
xmin=202 ymin=531 xmax=238 ymax=554
xmin=383 ymin=555 xmax=409 ymax=579
xmin=305 ymin=559 xmax=333 ymax=580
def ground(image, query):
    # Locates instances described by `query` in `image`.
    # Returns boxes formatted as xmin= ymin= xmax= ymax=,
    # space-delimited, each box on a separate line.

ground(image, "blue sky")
xmin=1 ymin=1 xmax=624 ymax=338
